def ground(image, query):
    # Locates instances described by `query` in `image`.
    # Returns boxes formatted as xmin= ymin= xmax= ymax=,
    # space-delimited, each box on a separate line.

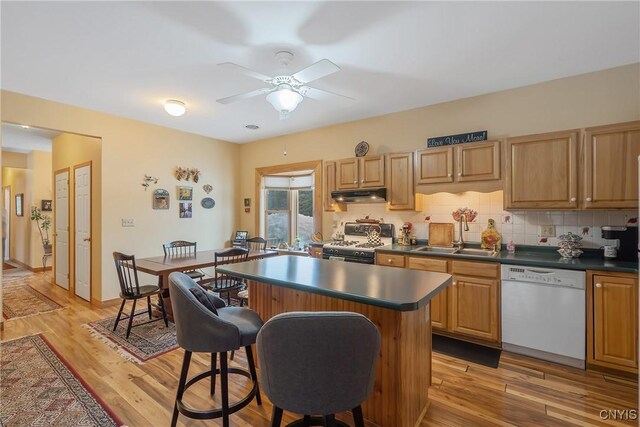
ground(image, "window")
xmin=263 ymin=173 xmax=314 ymax=246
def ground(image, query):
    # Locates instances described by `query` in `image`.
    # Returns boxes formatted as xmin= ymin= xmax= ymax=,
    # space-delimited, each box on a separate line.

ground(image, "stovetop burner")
xmin=355 ymin=242 xmax=385 ymax=248
xmin=328 ymin=240 xmax=359 ymax=247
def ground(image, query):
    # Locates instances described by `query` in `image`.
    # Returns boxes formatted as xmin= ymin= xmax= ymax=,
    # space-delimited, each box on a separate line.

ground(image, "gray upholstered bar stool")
xmin=168 ymin=272 xmax=263 ymax=427
xmin=257 ymin=312 xmax=381 ymax=427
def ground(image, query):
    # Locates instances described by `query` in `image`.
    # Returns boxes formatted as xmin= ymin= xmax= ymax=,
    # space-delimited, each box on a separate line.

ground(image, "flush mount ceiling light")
xmin=216 ymin=51 xmax=353 ymax=120
xmin=245 ymin=124 xmax=259 ymax=130
xmin=164 ymin=100 xmax=186 ymax=117
xmin=20 ymin=125 xmax=30 ymax=129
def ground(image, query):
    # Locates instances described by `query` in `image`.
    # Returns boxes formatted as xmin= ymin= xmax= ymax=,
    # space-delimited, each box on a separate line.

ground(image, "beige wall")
xmin=2 ymin=167 xmax=30 ymax=266
xmin=27 ymin=151 xmax=53 ymax=268
xmin=2 ymin=91 xmax=240 ymax=302
xmin=2 ymin=151 xmax=28 ymax=168
xmin=239 ymin=64 xmax=640 ymax=236
xmin=52 ymin=133 xmax=101 ymax=300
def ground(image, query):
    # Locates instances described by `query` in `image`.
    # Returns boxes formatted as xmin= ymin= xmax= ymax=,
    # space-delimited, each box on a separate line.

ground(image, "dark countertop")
xmin=376 ymin=244 xmax=638 ymax=274
xmin=217 ymin=255 xmax=452 ymax=311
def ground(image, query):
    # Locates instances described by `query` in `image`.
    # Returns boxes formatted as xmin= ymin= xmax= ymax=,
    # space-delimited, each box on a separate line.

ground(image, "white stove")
xmin=323 ymin=222 xmax=395 ymax=263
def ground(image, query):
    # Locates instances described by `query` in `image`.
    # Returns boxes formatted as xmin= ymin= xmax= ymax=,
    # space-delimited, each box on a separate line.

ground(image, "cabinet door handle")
xmin=452 ymin=281 xmax=457 ymax=286
xmin=353 ymin=180 xmax=357 ymax=184
xmin=570 ymin=197 xmax=577 ymax=202
xmin=388 ymin=258 xmax=393 ymax=263
xmin=457 ymin=172 xmax=462 ymax=176
xmin=586 ymin=197 xmax=592 ymax=202
xmin=361 ymin=179 xmax=364 ymax=183
xmin=595 ymin=283 xmax=602 ymax=288
xmin=447 ymin=173 xmax=452 ymax=177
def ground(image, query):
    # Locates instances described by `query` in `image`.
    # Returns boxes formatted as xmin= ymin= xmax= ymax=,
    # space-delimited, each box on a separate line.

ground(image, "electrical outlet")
xmin=539 ymin=225 xmax=556 ymax=238
xmin=121 ymin=218 xmax=135 ymax=227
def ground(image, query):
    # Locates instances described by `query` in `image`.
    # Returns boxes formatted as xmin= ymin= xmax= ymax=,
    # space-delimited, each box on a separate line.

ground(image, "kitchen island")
xmin=217 ymin=255 xmax=452 ymax=427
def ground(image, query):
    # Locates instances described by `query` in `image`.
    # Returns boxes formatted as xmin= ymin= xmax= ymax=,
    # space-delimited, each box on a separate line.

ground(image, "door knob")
xmin=586 ymin=197 xmax=592 ymax=202
xmin=570 ymin=197 xmax=576 ymax=202
xmin=83 ymin=237 xmax=91 ymax=242
xmin=595 ymin=283 xmax=602 ymax=288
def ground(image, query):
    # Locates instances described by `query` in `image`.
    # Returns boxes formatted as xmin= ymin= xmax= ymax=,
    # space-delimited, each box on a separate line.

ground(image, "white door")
xmin=3 ymin=186 xmax=10 ymax=261
xmin=74 ymin=165 xmax=91 ymax=301
xmin=55 ymin=171 xmax=69 ymax=289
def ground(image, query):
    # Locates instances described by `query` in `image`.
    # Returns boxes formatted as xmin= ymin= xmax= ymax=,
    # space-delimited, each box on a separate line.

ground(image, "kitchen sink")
xmin=414 ymin=246 xmax=459 ymax=254
xmin=456 ymin=248 xmax=500 ymax=257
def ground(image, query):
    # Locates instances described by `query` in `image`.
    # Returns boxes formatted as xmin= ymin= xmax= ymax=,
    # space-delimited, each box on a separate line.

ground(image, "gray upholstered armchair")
xmin=168 ymin=272 xmax=263 ymax=427
xmin=257 ymin=311 xmax=381 ymax=427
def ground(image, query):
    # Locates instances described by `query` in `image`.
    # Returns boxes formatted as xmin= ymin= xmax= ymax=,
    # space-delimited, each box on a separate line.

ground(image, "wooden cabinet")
xmin=308 ymin=245 xmax=323 ymax=259
xmin=405 ymin=255 xmax=500 ymax=344
xmin=583 ymin=121 xmax=640 ymax=209
xmin=416 ymin=140 xmax=501 ymax=186
xmin=587 ymin=271 xmax=638 ymax=374
xmin=386 ymin=151 xmax=419 ymax=211
xmin=505 ymin=129 xmax=580 ymax=209
xmin=407 ymin=256 xmax=449 ymax=330
xmin=336 ymin=156 xmax=385 ymax=190
xmin=323 ymin=161 xmax=343 ymax=212
xmin=376 ymin=253 xmax=405 ymax=268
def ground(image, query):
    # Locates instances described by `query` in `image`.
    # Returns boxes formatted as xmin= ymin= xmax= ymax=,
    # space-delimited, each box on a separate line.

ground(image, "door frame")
xmin=53 ymin=167 xmax=71 ymax=293
xmin=72 ymin=161 xmax=92 ymax=302
xmin=2 ymin=185 xmax=11 ymax=261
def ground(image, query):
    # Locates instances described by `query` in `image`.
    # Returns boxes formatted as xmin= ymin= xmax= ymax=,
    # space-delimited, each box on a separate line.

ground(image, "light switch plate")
xmin=121 ymin=218 xmax=135 ymax=227
xmin=539 ymin=225 xmax=556 ymax=237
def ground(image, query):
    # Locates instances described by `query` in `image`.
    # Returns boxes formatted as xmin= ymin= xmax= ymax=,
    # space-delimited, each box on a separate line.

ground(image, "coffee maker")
xmin=601 ymin=226 xmax=638 ymax=261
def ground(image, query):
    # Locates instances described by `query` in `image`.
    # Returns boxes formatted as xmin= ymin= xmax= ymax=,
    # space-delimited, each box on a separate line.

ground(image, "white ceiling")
xmin=1 ymin=1 xmax=638 ymax=144
xmin=1 ymin=124 xmax=59 ymax=153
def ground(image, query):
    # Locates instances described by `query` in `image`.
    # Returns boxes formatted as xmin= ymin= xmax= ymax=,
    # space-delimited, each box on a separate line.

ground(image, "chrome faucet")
xmin=453 ymin=215 xmax=469 ymax=249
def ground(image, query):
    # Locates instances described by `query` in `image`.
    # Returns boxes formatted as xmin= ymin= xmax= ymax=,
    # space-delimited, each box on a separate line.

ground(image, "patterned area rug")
xmin=2 ymin=283 xmax=64 ymax=320
xmin=83 ymin=312 xmax=177 ymax=364
xmin=0 ymin=334 xmax=124 ymax=426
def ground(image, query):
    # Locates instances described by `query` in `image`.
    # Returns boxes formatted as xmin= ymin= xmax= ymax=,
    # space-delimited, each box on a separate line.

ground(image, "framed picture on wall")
xmin=179 ymin=202 xmax=192 ymax=218
xmin=153 ymin=189 xmax=170 ymax=210
xmin=178 ymin=186 xmax=193 ymax=201
xmin=15 ymin=193 xmax=23 ymax=217
xmin=41 ymin=199 xmax=52 ymax=211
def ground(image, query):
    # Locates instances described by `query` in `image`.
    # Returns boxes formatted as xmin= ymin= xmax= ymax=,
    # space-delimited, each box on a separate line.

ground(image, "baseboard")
xmin=90 ymin=297 xmax=122 ymax=308
xmin=8 ymin=258 xmax=52 ymax=272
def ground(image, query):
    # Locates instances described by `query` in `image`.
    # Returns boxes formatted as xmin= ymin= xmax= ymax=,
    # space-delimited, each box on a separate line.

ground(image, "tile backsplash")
xmin=332 ymin=191 xmax=637 ymax=249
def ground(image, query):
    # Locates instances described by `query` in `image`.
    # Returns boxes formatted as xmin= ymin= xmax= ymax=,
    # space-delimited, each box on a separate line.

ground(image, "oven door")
xmin=322 ymin=252 xmax=374 ymax=264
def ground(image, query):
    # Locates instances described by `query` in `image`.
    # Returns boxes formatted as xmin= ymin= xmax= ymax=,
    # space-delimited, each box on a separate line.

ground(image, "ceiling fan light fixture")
xmin=164 ymin=99 xmax=186 ymax=117
xmin=266 ymin=85 xmax=303 ymax=119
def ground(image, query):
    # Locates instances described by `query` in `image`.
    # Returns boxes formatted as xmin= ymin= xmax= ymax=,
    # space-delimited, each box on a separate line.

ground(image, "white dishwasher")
xmin=501 ymin=265 xmax=586 ymax=369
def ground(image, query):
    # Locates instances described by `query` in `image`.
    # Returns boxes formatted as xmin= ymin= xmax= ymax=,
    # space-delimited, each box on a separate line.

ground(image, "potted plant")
xmin=30 ymin=206 xmax=52 ymax=253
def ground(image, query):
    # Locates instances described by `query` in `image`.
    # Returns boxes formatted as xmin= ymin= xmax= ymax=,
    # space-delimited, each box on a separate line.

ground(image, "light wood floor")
xmin=1 ymin=271 xmax=638 ymax=427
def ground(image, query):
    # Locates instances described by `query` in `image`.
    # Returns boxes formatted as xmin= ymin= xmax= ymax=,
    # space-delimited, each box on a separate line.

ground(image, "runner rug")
xmin=2 ymin=283 xmax=64 ymax=320
xmin=83 ymin=312 xmax=177 ymax=364
xmin=0 ymin=334 xmax=124 ymax=426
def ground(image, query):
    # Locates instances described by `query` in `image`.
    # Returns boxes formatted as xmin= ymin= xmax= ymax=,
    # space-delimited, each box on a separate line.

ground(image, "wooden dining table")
xmin=135 ymin=248 xmax=279 ymax=320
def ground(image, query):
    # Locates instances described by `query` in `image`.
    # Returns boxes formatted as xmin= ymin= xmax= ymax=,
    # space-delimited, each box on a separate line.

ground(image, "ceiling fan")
xmin=216 ymin=51 xmax=353 ymax=120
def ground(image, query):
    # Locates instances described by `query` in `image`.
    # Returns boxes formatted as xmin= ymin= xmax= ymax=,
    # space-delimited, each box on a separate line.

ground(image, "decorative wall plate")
xmin=202 ymin=184 xmax=213 ymax=194
xmin=201 ymin=197 xmax=215 ymax=209
xmin=355 ymin=141 xmax=369 ymax=157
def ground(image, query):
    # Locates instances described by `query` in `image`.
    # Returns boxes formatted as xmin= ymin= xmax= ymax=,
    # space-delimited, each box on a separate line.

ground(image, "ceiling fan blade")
xmin=218 ymin=62 xmax=273 ymax=82
xmin=216 ymin=87 xmax=274 ymax=104
xmin=298 ymin=86 xmax=354 ymax=102
xmin=292 ymin=59 xmax=340 ymax=84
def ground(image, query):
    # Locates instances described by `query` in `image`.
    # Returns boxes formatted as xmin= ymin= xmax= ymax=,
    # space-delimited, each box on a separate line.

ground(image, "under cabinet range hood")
xmin=331 ymin=188 xmax=387 ymax=203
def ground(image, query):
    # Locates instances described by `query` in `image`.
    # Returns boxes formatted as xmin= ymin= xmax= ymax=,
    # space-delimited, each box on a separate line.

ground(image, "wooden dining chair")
xmin=113 ymin=252 xmax=169 ymax=339
xmin=208 ymin=247 xmax=249 ymax=305
xmin=162 ymin=240 xmax=205 ymax=282
xmin=245 ymin=236 xmax=267 ymax=252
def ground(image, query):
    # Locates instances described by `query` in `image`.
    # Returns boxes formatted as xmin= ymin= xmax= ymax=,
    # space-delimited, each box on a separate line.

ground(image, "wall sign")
xmin=426 ymin=130 xmax=487 ymax=148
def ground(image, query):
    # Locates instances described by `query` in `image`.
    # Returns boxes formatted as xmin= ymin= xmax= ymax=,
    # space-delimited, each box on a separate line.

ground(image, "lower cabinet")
xmin=405 ymin=255 xmax=501 ymax=344
xmin=309 ymin=246 xmax=323 ymax=259
xmin=587 ymin=270 xmax=638 ymax=374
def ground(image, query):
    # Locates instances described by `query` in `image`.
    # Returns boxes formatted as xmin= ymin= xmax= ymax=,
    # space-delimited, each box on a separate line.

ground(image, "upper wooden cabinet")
xmin=386 ymin=152 xmax=418 ymax=210
xmin=323 ymin=161 xmax=344 ymax=212
xmin=583 ymin=121 xmax=640 ymax=209
xmin=416 ymin=140 xmax=501 ymax=186
xmin=505 ymin=130 xmax=579 ymax=209
xmin=336 ymin=156 xmax=385 ymax=190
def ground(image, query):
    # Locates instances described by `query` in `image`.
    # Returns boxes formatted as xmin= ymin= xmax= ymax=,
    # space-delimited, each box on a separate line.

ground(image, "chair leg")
xmin=303 ymin=415 xmax=312 ymax=426
xmin=230 ymin=350 xmax=234 ymax=360
xmin=125 ymin=298 xmax=137 ymax=339
xmin=245 ymin=345 xmax=262 ymax=405
xmin=113 ymin=299 xmax=126 ymax=331
xmin=171 ymin=350 xmax=192 ymax=427
xmin=158 ymin=292 xmax=169 ymax=327
xmin=210 ymin=352 xmax=217 ymax=395
xmin=270 ymin=406 xmax=283 ymax=427
xmin=146 ymin=295 xmax=152 ymax=319
xmin=220 ymin=351 xmax=230 ymax=427
xmin=322 ymin=414 xmax=335 ymax=427
xmin=352 ymin=405 xmax=365 ymax=427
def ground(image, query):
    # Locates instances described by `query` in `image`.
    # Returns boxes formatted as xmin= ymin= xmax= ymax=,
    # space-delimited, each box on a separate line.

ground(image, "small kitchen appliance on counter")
xmin=601 ymin=226 xmax=638 ymax=261
xmin=322 ymin=222 xmax=395 ymax=264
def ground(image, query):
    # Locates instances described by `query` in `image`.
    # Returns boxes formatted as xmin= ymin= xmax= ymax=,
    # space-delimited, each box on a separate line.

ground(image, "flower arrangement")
xmin=399 ymin=222 xmax=412 ymax=245
xmin=452 ymin=208 xmax=477 ymax=222
xmin=30 ymin=206 xmax=51 ymax=246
